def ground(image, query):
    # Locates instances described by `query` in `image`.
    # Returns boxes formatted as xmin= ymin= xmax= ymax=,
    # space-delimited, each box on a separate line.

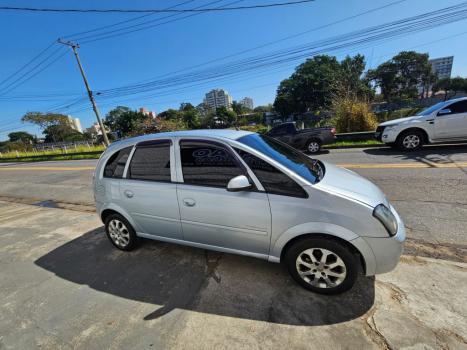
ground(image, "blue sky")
xmin=1 ymin=0 xmax=467 ymax=140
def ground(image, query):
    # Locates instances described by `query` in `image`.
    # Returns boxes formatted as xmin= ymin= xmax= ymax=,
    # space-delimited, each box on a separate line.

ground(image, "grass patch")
xmin=324 ymin=139 xmax=383 ymax=148
xmin=0 ymin=145 xmax=104 ymax=159
xmin=0 ymin=151 xmax=103 ymax=163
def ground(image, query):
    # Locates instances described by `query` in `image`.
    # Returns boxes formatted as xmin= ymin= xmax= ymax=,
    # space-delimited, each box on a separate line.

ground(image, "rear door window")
xmin=103 ymin=146 xmax=133 ymax=178
xmin=128 ymin=141 xmax=171 ymax=182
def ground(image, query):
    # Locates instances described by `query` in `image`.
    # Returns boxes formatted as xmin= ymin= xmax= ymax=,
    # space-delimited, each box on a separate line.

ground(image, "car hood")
xmin=315 ymin=161 xmax=388 ymax=208
xmin=379 ymin=116 xmax=418 ymax=127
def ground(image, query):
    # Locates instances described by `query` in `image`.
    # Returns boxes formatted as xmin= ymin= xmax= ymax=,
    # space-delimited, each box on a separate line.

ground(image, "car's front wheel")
xmin=285 ymin=237 xmax=359 ymax=294
xmin=105 ymin=213 xmax=138 ymax=251
xmin=396 ymin=130 xmax=424 ymax=151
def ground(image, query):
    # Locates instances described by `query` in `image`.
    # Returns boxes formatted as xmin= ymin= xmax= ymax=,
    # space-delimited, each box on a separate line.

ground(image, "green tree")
xmin=22 ymin=112 xmax=75 ymax=142
xmin=367 ymin=51 xmax=434 ymax=102
xmin=43 ymin=124 xmax=85 ymax=142
xmin=432 ymin=76 xmax=467 ymax=101
xmin=274 ymin=55 xmax=371 ymax=116
xmin=253 ymin=104 xmax=273 ymax=113
xmin=8 ymin=131 xmax=35 ymax=143
xmin=158 ymin=108 xmax=182 ymax=120
xmin=21 ymin=112 xmax=68 ymax=130
xmin=215 ymin=106 xmax=237 ymax=127
xmin=104 ymin=106 xmax=149 ymax=137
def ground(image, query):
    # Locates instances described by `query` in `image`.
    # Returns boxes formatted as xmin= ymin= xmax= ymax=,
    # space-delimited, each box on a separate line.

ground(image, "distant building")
xmin=239 ymin=97 xmax=254 ymax=110
xmin=430 ymin=56 xmax=454 ymax=80
xmin=139 ymin=107 xmax=157 ymax=118
xmin=66 ymin=116 xmax=83 ymax=133
xmin=204 ymin=89 xmax=233 ymax=110
xmin=85 ymin=122 xmax=109 ymax=136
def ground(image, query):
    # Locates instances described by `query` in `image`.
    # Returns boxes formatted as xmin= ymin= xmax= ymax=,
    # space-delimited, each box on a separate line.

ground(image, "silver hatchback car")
xmin=93 ymin=130 xmax=405 ymax=294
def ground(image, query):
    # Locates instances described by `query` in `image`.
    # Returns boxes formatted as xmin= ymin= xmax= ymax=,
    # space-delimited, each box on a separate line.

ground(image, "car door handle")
xmin=183 ymin=198 xmax=196 ymax=207
xmin=124 ymin=190 xmax=134 ymax=198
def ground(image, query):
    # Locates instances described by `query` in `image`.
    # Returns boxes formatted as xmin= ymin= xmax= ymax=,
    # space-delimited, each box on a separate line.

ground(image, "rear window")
xmin=128 ymin=141 xmax=171 ymax=182
xmin=103 ymin=146 xmax=133 ymax=178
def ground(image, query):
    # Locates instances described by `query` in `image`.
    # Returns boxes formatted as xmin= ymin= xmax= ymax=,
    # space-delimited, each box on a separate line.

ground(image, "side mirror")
xmin=227 ymin=175 xmax=252 ymax=192
xmin=437 ymin=108 xmax=451 ymax=116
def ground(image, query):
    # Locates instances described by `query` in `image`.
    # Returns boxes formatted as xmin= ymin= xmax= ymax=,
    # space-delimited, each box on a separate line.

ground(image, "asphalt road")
xmin=1 ymin=144 xmax=466 ymax=247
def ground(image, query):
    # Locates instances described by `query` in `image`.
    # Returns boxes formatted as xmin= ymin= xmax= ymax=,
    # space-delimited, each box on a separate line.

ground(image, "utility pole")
xmin=57 ymin=39 xmax=109 ymax=146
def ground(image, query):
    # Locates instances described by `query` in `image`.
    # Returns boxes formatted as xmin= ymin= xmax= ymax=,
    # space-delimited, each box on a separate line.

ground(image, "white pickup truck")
xmin=375 ymin=97 xmax=467 ymax=151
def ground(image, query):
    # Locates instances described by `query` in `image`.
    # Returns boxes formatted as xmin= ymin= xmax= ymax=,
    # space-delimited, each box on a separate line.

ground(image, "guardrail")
xmin=335 ymin=131 xmax=375 ymax=141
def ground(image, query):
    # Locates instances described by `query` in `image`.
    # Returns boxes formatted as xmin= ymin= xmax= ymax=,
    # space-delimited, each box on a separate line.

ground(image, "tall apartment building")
xmin=66 ymin=116 xmax=83 ymax=133
xmin=204 ymin=89 xmax=233 ymax=110
xmin=430 ymin=56 xmax=454 ymax=80
xmin=239 ymin=97 xmax=254 ymax=110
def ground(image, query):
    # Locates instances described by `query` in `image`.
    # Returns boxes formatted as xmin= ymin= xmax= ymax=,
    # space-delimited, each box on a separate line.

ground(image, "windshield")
xmin=237 ymin=134 xmax=324 ymax=184
xmin=416 ymin=102 xmax=445 ymax=116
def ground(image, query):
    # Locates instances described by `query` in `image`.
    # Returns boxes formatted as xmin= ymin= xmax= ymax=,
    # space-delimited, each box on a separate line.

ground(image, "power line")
xmin=0 ymin=48 xmax=68 ymax=96
xmin=0 ymin=41 xmax=56 ymax=88
xmin=63 ymin=0 xmax=198 ymax=40
xmin=0 ymin=1 xmax=315 ymax=13
xmin=91 ymin=2 xmax=467 ymax=102
xmin=78 ymin=0 xmax=243 ymax=44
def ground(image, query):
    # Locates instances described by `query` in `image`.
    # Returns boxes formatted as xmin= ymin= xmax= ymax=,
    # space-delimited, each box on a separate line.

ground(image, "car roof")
xmin=107 ymin=129 xmax=254 ymax=150
xmin=445 ymin=96 xmax=467 ymax=104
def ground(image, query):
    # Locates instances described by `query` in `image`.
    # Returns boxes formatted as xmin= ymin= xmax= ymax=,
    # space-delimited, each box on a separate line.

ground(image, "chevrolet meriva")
xmin=93 ymin=130 xmax=405 ymax=294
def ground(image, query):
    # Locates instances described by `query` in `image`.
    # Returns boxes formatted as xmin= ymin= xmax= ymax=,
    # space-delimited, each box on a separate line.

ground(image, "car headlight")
xmin=373 ymin=204 xmax=398 ymax=236
xmin=384 ymin=125 xmax=398 ymax=132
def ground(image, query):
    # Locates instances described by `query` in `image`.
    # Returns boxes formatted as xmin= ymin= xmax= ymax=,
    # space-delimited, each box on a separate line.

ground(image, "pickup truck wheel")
xmin=396 ymin=130 xmax=424 ymax=151
xmin=306 ymin=140 xmax=321 ymax=154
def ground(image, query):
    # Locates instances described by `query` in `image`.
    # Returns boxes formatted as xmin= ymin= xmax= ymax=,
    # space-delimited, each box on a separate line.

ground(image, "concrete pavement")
xmin=0 ymin=201 xmax=466 ymax=349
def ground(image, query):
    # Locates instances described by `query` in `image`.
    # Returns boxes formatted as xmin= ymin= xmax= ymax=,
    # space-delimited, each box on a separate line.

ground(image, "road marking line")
xmin=339 ymin=162 xmax=467 ymax=169
xmin=0 ymin=166 xmax=95 ymax=171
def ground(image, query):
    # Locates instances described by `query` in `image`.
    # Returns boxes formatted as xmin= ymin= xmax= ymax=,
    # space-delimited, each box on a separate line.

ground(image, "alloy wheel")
xmin=402 ymin=134 xmax=420 ymax=149
xmin=295 ymin=248 xmax=347 ymax=289
xmin=108 ymin=219 xmax=131 ymax=248
xmin=308 ymin=142 xmax=320 ymax=153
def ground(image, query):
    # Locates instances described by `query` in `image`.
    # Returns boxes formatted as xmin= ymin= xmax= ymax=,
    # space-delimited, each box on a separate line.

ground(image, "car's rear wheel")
xmin=105 ymin=213 xmax=138 ymax=251
xmin=306 ymin=140 xmax=321 ymax=154
xmin=396 ymin=130 xmax=424 ymax=151
xmin=285 ymin=237 xmax=359 ymax=294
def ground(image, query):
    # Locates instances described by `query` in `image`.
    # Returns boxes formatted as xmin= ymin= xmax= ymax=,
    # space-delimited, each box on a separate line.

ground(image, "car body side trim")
xmin=136 ymin=232 xmax=270 ymax=260
xmin=180 ymin=219 xmax=268 ymax=236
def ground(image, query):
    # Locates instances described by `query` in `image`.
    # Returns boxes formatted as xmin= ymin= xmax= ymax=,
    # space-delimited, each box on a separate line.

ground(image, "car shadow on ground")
xmin=35 ymin=227 xmax=375 ymax=326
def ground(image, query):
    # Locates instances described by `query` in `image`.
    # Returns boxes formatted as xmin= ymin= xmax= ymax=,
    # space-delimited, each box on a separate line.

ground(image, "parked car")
xmin=94 ymin=130 xmax=405 ymax=294
xmin=266 ymin=122 xmax=336 ymax=153
xmin=375 ymin=97 xmax=467 ymax=151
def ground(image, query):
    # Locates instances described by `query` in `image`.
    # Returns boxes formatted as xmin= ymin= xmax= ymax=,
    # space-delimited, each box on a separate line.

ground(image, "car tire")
xmin=285 ymin=237 xmax=359 ymax=295
xmin=306 ymin=139 xmax=321 ymax=154
xmin=105 ymin=213 xmax=139 ymax=251
xmin=396 ymin=130 xmax=424 ymax=151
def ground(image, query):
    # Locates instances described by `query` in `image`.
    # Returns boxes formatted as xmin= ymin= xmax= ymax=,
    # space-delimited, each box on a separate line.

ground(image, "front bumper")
xmin=351 ymin=204 xmax=405 ymax=276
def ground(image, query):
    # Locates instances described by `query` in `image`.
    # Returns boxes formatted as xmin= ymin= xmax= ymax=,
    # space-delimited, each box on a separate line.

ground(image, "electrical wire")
xmin=0 ymin=1 xmax=315 ymax=13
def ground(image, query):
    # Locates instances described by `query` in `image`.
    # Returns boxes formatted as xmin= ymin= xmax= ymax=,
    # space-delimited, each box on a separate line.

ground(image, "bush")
xmin=238 ymin=124 xmax=268 ymax=134
xmin=332 ymin=99 xmax=378 ymax=133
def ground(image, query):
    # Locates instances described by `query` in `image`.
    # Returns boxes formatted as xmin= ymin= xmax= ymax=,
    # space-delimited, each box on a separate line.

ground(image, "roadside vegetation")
xmin=3 ymin=50 xmax=467 ymax=162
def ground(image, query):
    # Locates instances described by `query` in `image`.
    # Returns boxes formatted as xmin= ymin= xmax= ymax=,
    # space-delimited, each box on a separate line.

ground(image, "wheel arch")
xmin=397 ymin=127 xmax=429 ymax=144
xmin=279 ymin=233 xmax=367 ymax=274
xmin=99 ymin=204 xmax=140 ymax=232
